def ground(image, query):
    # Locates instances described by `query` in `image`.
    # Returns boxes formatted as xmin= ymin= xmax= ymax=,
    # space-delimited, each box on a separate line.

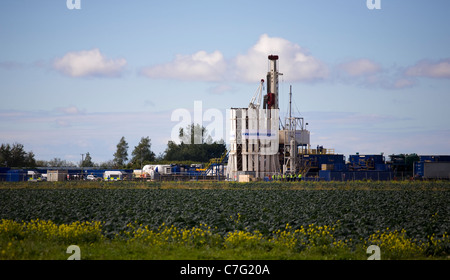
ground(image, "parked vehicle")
xmin=86 ymin=174 xmax=101 ymax=181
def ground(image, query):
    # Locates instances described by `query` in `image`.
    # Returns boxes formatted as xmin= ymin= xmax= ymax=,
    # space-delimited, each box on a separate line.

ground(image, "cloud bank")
xmin=141 ymin=34 xmax=328 ymax=83
xmin=53 ymin=48 xmax=127 ymax=78
xmin=32 ymin=36 xmax=450 ymax=88
xmin=141 ymin=50 xmax=226 ymax=82
xmin=138 ymin=34 xmax=450 ymax=90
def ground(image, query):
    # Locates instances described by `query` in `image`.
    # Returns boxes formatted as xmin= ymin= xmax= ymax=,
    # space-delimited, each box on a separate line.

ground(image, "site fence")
xmin=0 ymin=171 xmax=443 ymax=182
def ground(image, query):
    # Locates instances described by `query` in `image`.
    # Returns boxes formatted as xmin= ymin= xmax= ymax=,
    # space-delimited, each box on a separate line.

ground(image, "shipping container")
xmin=6 ymin=169 xmax=27 ymax=182
xmin=348 ymin=154 xmax=385 ymax=170
xmin=0 ymin=167 xmax=10 ymax=181
xmin=415 ymin=162 xmax=450 ymax=179
xmin=319 ymin=170 xmax=394 ymax=181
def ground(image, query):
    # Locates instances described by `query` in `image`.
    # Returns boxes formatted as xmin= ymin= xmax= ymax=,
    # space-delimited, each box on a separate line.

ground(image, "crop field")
xmin=1 ymin=180 xmax=449 ymax=260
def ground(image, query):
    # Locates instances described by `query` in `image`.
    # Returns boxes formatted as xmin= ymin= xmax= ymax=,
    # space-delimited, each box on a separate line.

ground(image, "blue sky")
xmin=1 ymin=0 xmax=450 ymax=164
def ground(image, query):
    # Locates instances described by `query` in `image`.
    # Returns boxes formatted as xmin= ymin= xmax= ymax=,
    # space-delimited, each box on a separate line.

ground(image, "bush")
xmin=0 ymin=219 xmax=104 ymax=244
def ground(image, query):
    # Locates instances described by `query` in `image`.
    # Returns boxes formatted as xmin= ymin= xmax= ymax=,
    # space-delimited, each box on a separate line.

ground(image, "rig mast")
xmin=227 ymin=55 xmax=310 ymax=181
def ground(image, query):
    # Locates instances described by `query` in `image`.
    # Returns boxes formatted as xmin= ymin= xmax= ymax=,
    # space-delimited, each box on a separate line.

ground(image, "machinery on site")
xmin=226 ymin=55 xmax=311 ymax=181
xmin=225 ymin=54 xmax=402 ymax=182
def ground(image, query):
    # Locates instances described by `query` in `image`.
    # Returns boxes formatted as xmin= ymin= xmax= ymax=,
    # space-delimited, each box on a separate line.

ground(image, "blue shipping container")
xmin=0 ymin=167 xmax=10 ymax=181
xmin=6 ymin=169 xmax=27 ymax=182
xmin=319 ymin=170 xmax=394 ymax=181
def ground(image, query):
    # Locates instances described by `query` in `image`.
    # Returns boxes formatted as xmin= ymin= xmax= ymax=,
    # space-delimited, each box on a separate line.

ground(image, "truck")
xmin=140 ymin=164 xmax=172 ymax=180
xmin=103 ymin=170 xmax=128 ymax=181
xmin=27 ymin=170 xmax=44 ymax=182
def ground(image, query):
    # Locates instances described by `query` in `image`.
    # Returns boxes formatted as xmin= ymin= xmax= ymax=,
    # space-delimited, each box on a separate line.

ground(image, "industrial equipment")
xmin=226 ymin=55 xmax=310 ymax=181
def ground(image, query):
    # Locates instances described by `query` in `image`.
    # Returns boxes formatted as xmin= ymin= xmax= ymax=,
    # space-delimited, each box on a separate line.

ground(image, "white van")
xmin=103 ymin=170 xmax=127 ymax=181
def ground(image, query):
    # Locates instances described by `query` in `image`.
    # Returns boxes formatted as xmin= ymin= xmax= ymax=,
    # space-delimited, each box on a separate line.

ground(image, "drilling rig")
xmin=227 ymin=55 xmax=310 ymax=181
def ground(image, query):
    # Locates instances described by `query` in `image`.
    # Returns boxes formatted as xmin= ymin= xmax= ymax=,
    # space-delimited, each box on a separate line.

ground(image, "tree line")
xmin=112 ymin=124 xmax=226 ymax=169
xmin=0 ymin=124 xmax=226 ymax=169
xmin=0 ymin=143 xmax=36 ymax=168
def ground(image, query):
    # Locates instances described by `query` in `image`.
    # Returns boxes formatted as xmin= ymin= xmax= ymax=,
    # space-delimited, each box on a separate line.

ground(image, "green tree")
xmin=0 ymin=144 xmax=11 ymax=166
xmin=0 ymin=143 xmax=36 ymax=168
xmin=130 ymin=136 xmax=156 ymax=168
xmin=113 ymin=136 xmax=129 ymax=167
xmin=25 ymin=151 xmax=36 ymax=168
xmin=163 ymin=124 xmax=226 ymax=163
xmin=389 ymin=153 xmax=420 ymax=172
xmin=405 ymin=153 xmax=420 ymax=169
xmin=80 ymin=152 xmax=94 ymax=167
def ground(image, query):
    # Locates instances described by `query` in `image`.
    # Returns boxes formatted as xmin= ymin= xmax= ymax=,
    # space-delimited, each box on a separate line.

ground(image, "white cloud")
xmin=53 ymin=48 xmax=127 ymax=78
xmin=140 ymin=34 xmax=328 ymax=83
xmin=233 ymin=34 xmax=329 ymax=83
xmin=140 ymin=50 xmax=227 ymax=82
xmin=405 ymin=58 xmax=450 ymax=79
